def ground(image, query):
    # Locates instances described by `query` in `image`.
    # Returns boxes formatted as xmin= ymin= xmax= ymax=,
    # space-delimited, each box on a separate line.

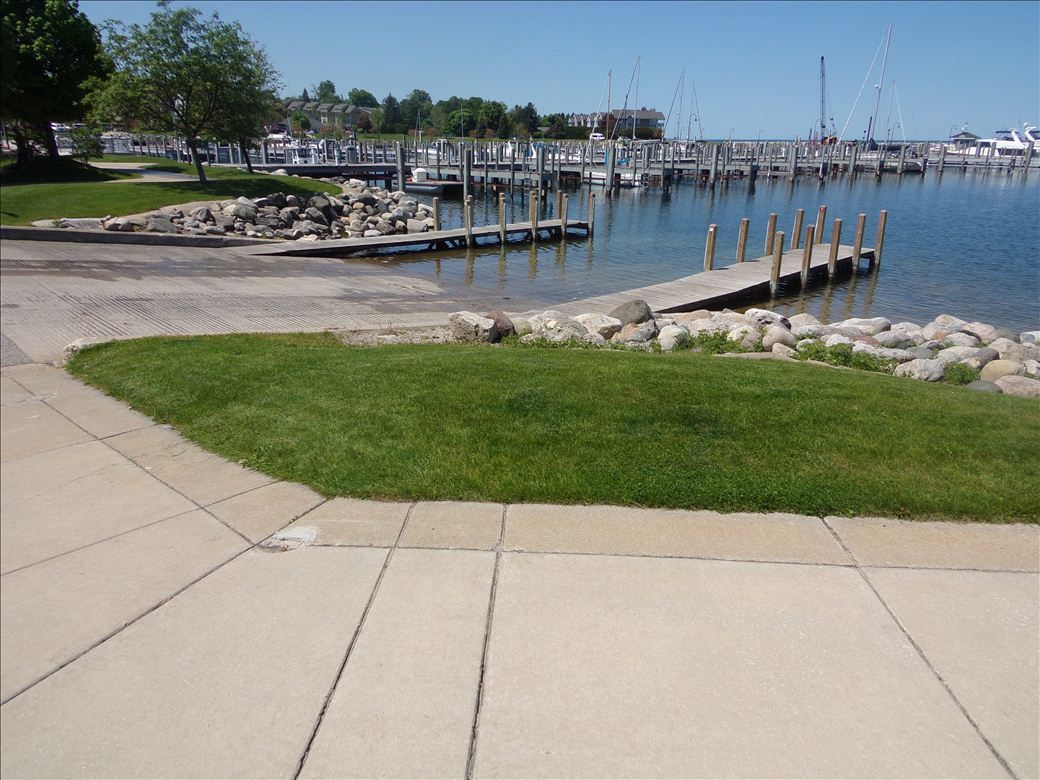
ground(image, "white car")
xmin=589 ymin=132 xmax=605 ymax=141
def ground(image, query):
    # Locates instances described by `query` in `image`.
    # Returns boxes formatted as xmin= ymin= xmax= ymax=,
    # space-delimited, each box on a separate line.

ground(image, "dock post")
xmin=736 ymin=217 xmax=749 ymax=262
xmin=531 ymin=189 xmax=539 ymax=242
xmin=770 ymin=232 xmax=785 ymax=297
xmin=1025 ymin=143 xmax=1035 ymax=177
xmin=827 ymin=218 xmax=842 ymax=277
xmin=937 ymin=144 xmax=946 ymax=174
xmin=555 ymin=189 xmax=563 ymax=219
xmin=498 ymin=193 xmax=507 ymax=244
xmin=560 ymin=194 xmax=569 ymax=241
xmin=849 ymin=143 xmax=858 ymax=176
xmin=897 ymin=144 xmax=907 ymax=175
xmin=509 ymin=143 xmax=515 ymax=190
xmin=791 ymin=208 xmax=804 ymax=250
xmin=874 ymin=210 xmax=888 ymax=267
xmin=851 ymin=213 xmax=866 ymax=269
xmin=432 ymin=197 xmax=441 ymax=232
xmin=709 ymin=143 xmax=720 ymax=187
xmin=464 ymin=195 xmax=474 ymax=247
xmin=704 ymin=224 xmax=718 ymax=271
xmin=463 ymin=144 xmax=472 ymax=200
xmin=395 ymin=141 xmax=405 ymax=190
xmin=801 ymin=225 xmax=815 ymax=286
xmin=588 ymin=191 xmax=596 ymax=236
xmin=764 ymin=212 xmax=777 ymax=254
xmin=814 ymin=206 xmax=826 ymax=244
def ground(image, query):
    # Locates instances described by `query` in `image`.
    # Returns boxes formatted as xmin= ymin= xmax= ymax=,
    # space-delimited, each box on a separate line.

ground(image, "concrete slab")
xmin=106 ymin=425 xmax=274 ymax=507
xmin=0 ymin=546 xmax=387 ymax=778
xmin=400 ymin=501 xmax=503 ymax=550
xmin=35 ymin=380 xmax=153 ymax=439
xmin=827 ymin=516 xmax=1039 ymax=571
xmin=3 ymin=363 xmax=88 ymax=397
xmin=506 ymin=504 xmax=851 ymax=565
xmin=0 ymin=509 xmax=248 ymax=701
xmin=868 ymin=568 xmax=1039 ymax=779
xmin=0 ymin=399 xmax=91 ymax=462
xmin=1 ymin=441 xmax=195 ymax=574
xmin=302 ymin=548 xmax=494 ymax=778
xmin=472 ymin=553 xmax=1006 ymax=778
xmin=0 ymin=374 xmax=33 ymax=405
xmin=206 ymin=481 xmax=325 ymax=542
xmin=279 ymin=497 xmax=411 ymax=547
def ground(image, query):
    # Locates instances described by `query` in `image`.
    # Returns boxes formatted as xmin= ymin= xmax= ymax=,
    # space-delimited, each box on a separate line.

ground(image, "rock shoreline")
xmin=446 ymin=303 xmax=1040 ymax=398
xmin=36 ymin=180 xmax=435 ymax=242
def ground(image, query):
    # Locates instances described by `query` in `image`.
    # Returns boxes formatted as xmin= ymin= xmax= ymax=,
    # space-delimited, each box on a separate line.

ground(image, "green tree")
xmin=1 ymin=0 xmax=109 ymax=166
xmin=315 ymin=79 xmax=339 ymax=103
xmin=347 ymin=88 xmax=379 ymax=108
xmin=68 ymin=122 xmax=103 ymax=162
xmin=541 ymin=112 xmax=568 ymax=138
xmin=208 ymin=38 xmax=280 ymax=173
xmin=290 ymin=110 xmax=311 ymax=138
xmin=399 ymin=89 xmax=432 ymax=131
xmin=90 ymin=3 xmax=280 ymax=184
xmin=381 ymin=93 xmax=403 ymax=134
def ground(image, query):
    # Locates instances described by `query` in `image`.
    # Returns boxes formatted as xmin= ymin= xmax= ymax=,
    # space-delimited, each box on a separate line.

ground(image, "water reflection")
xmin=344 ymin=169 xmax=1038 ymax=331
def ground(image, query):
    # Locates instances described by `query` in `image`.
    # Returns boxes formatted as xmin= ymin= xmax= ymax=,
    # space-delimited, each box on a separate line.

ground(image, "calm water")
xmin=352 ymin=170 xmax=1040 ymax=332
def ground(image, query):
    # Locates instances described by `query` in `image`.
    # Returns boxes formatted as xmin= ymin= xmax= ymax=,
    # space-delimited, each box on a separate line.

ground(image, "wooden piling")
xmin=432 ymin=197 xmax=441 ymax=232
xmin=851 ymin=213 xmax=866 ymax=269
xmin=814 ymin=206 xmax=826 ymax=244
xmin=764 ymin=212 xmax=777 ymax=254
xmin=827 ymin=218 xmax=842 ymax=277
xmin=588 ymin=191 xmax=596 ymax=236
xmin=464 ymin=195 xmax=474 ymax=247
xmin=770 ymin=232 xmax=785 ymax=297
xmin=395 ymin=141 xmax=405 ymax=190
xmin=704 ymin=224 xmax=718 ymax=271
xmin=791 ymin=208 xmax=804 ymax=250
xmin=560 ymin=194 xmax=569 ymax=242
xmin=531 ymin=188 xmax=539 ymax=242
xmin=736 ymin=217 xmax=749 ymax=263
xmin=874 ymin=209 xmax=888 ymax=267
xmin=498 ymin=193 xmax=507 ymax=243
xmin=801 ymin=225 xmax=815 ymax=286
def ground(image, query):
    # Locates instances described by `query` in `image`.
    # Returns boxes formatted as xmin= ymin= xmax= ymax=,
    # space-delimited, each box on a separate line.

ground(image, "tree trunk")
xmin=12 ymin=125 xmax=32 ymax=169
xmin=239 ymin=138 xmax=253 ymax=174
xmin=38 ymin=122 xmax=60 ymax=160
xmin=186 ymin=137 xmax=207 ymax=184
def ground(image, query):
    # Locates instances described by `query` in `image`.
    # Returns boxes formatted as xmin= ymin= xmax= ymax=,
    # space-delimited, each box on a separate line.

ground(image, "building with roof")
xmin=568 ymin=108 xmax=665 ymax=132
xmin=281 ymin=100 xmax=373 ymax=131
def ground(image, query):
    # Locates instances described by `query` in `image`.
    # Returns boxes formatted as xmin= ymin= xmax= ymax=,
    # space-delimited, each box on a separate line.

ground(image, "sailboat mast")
xmin=819 ymin=56 xmax=826 ymax=139
xmin=867 ymin=23 xmax=892 ymax=144
xmin=606 ymin=69 xmax=612 ymax=137
xmin=633 ymin=57 xmax=640 ymax=143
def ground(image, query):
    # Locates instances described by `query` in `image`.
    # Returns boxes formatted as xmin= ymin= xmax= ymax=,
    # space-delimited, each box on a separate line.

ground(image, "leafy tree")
xmin=496 ymin=112 xmax=513 ymax=139
xmin=541 ymin=112 xmax=568 ymax=138
xmin=315 ymin=79 xmax=339 ymax=103
xmin=400 ymin=89 xmax=433 ymax=131
xmin=90 ymin=3 xmax=280 ymax=183
xmin=447 ymin=108 xmax=473 ymax=138
xmin=381 ymin=93 xmax=403 ymax=134
xmin=69 ymin=122 xmax=103 ymax=162
xmin=347 ymin=88 xmax=379 ymax=108
xmin=290 ymin=110 xmax=311 ymax=138
xmin=208 ymin=37 xmax=280 ymax=173
xmin=301 ymin=87 xmax=310 ymax=102
xmin=0 ymin=0 xmax=109 ymax=166
xmin=356 ymin=114 xmax=372 ymax=133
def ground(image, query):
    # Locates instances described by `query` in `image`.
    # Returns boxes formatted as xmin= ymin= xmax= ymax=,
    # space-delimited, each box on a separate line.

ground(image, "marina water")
xmin=353 ymin=170 xmax=1040 ymax=332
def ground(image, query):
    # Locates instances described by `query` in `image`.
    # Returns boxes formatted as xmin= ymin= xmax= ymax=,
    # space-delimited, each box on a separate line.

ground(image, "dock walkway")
xmin=557 ymin=243 xmax=874 ymax=315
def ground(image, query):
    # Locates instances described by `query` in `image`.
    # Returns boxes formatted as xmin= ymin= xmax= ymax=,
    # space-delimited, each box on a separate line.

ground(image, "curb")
xmin=0 ymin=225 xmax=270 ymax=249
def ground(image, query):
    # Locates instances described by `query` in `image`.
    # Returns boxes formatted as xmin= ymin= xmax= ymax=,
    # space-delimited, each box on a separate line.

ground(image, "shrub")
xmin=944 ymin=362 xmax=981 ymax=386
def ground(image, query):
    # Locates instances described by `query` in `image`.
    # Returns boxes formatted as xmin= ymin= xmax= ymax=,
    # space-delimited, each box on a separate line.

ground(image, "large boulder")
xmin=935 ymin=346 xmax=982 ymax=365
xmin=994 ymin=375 xmax=1040 ymax=398
xmin=788 ymin=313 xmax=823 ymax=329
xmin=762 ymin=324 xmax=796 ymax=350
xmin=574 ymin=313 xmax=623 ymax=340
xmin=672 ymin=310 xmax=713 ymax=326
xmin=959 ymin=322 xmax=1001 ymax=344
xmin=744 ymin=308 xmax=790 ymax=327
xmin=894 ymin=359 xmax=945 ymax=382
xmin=144 ymin=216 xmax=177 ymax=233
xmin=448 ymin=311 xmax=499 ymax=343
xmin=792 ymin=324 xmax=825 ymax=340
xmin=875 ymin=329 xmax=916 ymax=348
xmin=1020 ymin=331 xmax=1040 ymax=345
xmin=989 ymin=338 xmax=1040 ymax=363
xmin=834 ymin=316 xmax=891 ymax=336
xmin=224 ymin=203 xmax=257 ymax=221
xmin=608 ymin=299 xmax=654 ymax=326
xmin=613 ymin=319 xmax=659 ymax=345
xmin=961 ymin=348 xmax=998 ymax=371
xmin=529 ymin=310 xmax=570 ymax=336
xmin=822 ymin=333 xmax=854 ymax=347
xmin=484 ymin=310 xmax=515 ymax=338
xmin=657 ymin=324 xmax=689 ymax=352
xmin=979 ymin=359 xmax=1025 ymax=383
xmin=542 ymin=320 xmax=590 ymax=344
xmin=965 ymin=380 xmax=1003 ymax=394
xmin=942 ymin=332 xmax=980 ymax=348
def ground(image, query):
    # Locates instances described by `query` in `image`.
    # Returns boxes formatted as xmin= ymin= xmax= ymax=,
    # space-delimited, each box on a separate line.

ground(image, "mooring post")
xmin=736 ymin=217 xmax=749 ymax=262
xmin=555 ymin=189 xmax=563 ymax=218
xmin=801 ymin=225 xmax=815 ymax=286
xmin=851 ymin=212 xmax=866 ymax=269
xmin=498 ymin=193 xmax=507 ymax=244
xmin=464 ymin=195 xmax=474 ymax=247
xmin=560 ymin=194 xmax=569 ymax=241
xmin=827 ymin=218 xmax=842 ymax=277
xmin=814 ymin=206 xmax=826 ymax=244
xmin=588 ymin=191 xmax=596 ymax=236
xmin=791 ymin=208 xmax=805 ymax=250
xmin=770 ymin=232 xmax=785 ymax=297
xmin=765 ymin=212 xmax=778 ymax=254
xmin=531 ymin=188 xmax=539 ymax=242
xmin=897 ymin=144 xmax=907 ymax=175
xmin=464 ymin=144 xmax=473 ymax=200
xmin=395 ymin=141 xmax=405 ymax=190
xmin=432 ymin=197 xmax=441 ymax=232
xmin=703 ymin=224 xmax=718 ymax=271
xmin=874 ymin=209 xmax=888 ymax=267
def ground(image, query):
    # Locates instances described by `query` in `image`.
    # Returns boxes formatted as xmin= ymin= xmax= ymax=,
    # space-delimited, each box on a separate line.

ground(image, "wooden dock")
xmin=241 ymin=218 xmax=590 ymax=258
xmin=557 ymin=243 xmax=875 ymax=315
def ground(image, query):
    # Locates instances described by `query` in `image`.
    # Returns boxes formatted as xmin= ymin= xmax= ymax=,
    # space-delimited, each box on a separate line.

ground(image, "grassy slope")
xmin=68 ymin=334 xmax=1040 ymax=522
xmin=1 ymin=160 xmax=340 ymax=225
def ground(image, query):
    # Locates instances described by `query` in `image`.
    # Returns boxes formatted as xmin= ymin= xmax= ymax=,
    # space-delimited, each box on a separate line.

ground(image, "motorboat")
xmin=945 ymin=125 xmax=1038 ymax=157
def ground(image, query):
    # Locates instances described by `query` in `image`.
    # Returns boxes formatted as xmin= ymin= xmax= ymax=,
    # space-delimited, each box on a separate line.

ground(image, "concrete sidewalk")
xmin=1 ymin=363 xmax=1037 ymax=778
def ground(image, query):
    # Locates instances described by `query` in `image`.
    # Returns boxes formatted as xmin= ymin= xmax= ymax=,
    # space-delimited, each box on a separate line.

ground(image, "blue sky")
xmin=79 ymin=0 xmax=1039 ymax=140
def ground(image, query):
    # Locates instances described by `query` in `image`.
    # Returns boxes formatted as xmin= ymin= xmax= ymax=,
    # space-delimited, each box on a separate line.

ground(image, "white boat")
xmin=945 ymin=125 xmax=1038 ymax=157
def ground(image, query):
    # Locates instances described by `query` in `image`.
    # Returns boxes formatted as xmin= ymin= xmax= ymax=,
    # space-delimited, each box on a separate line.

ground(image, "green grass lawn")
xmin=0 ymin=163 xmax=341 ymax=225
xmin=68 ymin=334 xmax=1040 ymax=522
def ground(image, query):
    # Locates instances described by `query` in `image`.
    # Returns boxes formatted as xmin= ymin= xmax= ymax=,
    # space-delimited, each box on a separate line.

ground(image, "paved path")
xmin=1 ymin=362 xmax=1037 ymax=778
xmin=90 ymin=161 xmax=197 ymax=183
